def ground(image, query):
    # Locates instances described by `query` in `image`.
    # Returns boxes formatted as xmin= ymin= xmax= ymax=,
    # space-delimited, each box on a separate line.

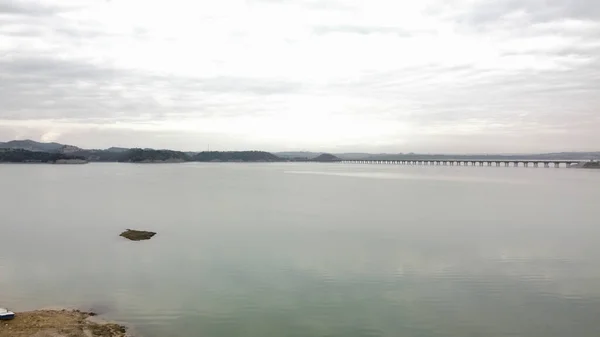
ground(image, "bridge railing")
xmin=338 ymin=159 xmax=582 ymax=168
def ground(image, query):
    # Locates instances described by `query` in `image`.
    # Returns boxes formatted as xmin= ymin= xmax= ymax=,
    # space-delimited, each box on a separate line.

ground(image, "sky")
xmin=0 ymin=0 xmax=599 ymax=153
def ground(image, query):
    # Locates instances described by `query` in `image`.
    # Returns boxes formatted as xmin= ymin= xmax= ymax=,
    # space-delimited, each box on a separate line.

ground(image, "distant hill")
xmin=0 ymin=140 xmax=72 ymax=153
xmin=313 ymin=153 xmax=341 ymax=162
xmin=193 ymin=151 xmax=280 ymax=162
xmin=63 ymin=149 xmax=281 ymax=163
xmin=68 ymin=148 xmax=190 ymax=163
xmin=0 ymin=149 xmax=86 ymax=163
xmin=275 ymin=151 xmax=322 ymax=159
xmin=335 ymin=153 xmax=381 ymax=160
xmin=125 ymin=149 xmax=189 ymax=163
xmin=1 ymin=140 xmax=598 ymax=162
xmin=106 ymin=147 xmax=129 ymax=153
xmin=59 ymin=145 xmax=83 ymax=154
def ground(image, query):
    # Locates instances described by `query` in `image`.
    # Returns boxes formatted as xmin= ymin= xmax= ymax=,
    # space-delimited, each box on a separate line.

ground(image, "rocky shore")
xmin=0 ymin=309 xmax=130 ymax=337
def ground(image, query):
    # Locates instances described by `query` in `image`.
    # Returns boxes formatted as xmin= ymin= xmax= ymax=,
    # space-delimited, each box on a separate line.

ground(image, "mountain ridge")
xmin=2 ymin=139 xmax=600 ymax=160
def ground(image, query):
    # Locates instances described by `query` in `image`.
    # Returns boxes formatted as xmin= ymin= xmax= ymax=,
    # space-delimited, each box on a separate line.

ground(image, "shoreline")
xmin=0 ymin=309 xmax=132 ymax=337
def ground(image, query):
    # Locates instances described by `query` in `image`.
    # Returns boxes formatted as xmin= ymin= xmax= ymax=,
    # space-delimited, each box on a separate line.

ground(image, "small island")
xmin=120 ymin=229 xmax=157 ymax=241
xmin=0 ymin=309 xmax=127 ymax=337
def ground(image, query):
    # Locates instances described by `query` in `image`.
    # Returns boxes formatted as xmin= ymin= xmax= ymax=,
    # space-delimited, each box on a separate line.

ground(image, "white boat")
xmin=0 ymin=308 xmax=15 ymax=320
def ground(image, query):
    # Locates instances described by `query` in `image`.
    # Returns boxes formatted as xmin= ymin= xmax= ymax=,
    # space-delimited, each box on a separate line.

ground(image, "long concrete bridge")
xmin=339 ymin=159 xmax=582 ymax=168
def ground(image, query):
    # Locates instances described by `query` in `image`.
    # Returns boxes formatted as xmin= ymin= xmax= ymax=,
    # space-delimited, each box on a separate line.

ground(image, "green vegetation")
xmin=0 ymin=140 xmax=67 ymax=152
xmin=125 ymin=149 xmax=189 ymax=162
xmin=66 ymin=149 xmax=281 ymax=163
xmin=312 ymin=153 xmax=341 ymax=162
xmin=192 ymin=151 xmax=280 ymax=162
xmin=0 ymin=149 xmax=85 ymax=163
xmin=582 ymin=161 xmax=600 ymax=169
xmin=69 ymin=149 xmax=189 ymax=163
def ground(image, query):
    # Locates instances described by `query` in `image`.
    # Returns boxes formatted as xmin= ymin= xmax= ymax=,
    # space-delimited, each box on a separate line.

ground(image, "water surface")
xmin=1 ymin=163 xmax=600 ymax=337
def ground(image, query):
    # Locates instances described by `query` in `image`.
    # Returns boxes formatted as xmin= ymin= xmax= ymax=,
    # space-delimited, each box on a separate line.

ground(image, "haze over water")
xmin=1 ymin=163 xmax=600 ymax=337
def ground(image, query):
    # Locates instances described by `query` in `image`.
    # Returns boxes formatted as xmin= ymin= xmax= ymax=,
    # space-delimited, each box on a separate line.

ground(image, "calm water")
xmin=1 ymin=163 xmax=600 ymax=337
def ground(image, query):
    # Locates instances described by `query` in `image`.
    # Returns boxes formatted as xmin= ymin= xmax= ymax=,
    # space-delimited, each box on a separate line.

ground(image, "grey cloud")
xmin=249 ymin=0 xmax=353 ymax=11
xmin=1 ymin=0 xmax=599 ymax=152
xmin=191 ymin=76 xmax=304 ymax=95
xmin=321 ymin=49 xmax=600 ymax=134
xmin=313 ymin=25 xmax=416 ymax=37
xmin=0 ymin=54 xmax=304 ymax=122
xmin=0 ymin=0 xmax=66 ymax=16
xmin=457 ymin=0 xmax=600 ymax=27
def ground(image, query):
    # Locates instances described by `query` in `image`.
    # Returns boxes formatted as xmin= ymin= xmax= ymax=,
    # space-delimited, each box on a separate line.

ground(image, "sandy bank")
xmin=0 ymin=309 xmax=129 ymax=337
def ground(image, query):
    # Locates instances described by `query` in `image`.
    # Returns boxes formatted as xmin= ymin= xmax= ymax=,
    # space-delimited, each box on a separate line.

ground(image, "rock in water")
xmin=119 ymin=229 xmax=156 ymax=241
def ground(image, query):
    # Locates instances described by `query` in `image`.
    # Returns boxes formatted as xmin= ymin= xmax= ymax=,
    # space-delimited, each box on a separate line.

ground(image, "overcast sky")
xmin=0 ymin=0 xmax=599 ymax=153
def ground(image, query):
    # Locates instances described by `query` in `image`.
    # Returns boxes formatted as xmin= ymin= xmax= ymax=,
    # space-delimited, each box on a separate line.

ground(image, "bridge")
xmin=339 ymin=159 xmax=582 ymax=168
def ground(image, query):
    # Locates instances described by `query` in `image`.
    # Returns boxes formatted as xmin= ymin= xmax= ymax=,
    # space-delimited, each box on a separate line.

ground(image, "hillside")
xmin=69 ymin=149 xmax=190 ymax=163
xmin=193 ymin=151 xmax=280 ymax=162
xmin=125 ymin=149 xmax=190 ymax=163
xmin=275 ymin=151 xmax=322 ymax=159
xmin=0 ymin=149 xmax=86 ymax=163
xmin=313 ymin=153 xmax=341 ymax=162
xmin=0 ymin=140 xmax=66 ymax=152
xmin=67 ymin=149 xmax=281 ymax=163
xmin=2 ymin=140 xmax=599 ymax=162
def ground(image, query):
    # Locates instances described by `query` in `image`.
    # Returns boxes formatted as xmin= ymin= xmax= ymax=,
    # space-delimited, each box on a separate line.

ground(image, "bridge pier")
xmin=340 ymin=159 xmax=580 ymax=168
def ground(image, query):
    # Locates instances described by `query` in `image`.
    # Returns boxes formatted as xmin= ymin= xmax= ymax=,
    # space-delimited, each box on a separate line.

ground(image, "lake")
xmin=1 ymin=163 xmax=600 ymax=337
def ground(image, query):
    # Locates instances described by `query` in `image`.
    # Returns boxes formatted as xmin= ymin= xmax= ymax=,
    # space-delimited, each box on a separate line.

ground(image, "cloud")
xmin=0 ymin=0 xmax=599 ymax=152
xmin=0 ymin=0 xmax=63 ymax=16
xmin=40 ymin=131 xmax=61 ymax=143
